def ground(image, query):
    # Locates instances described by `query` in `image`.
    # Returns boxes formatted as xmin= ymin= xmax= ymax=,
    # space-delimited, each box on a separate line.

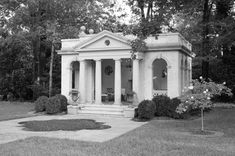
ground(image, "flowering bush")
xmin=177 ymin=77 xmax=233 ymax=131
xmin=176 ymin=77 xmax=233 ymax=114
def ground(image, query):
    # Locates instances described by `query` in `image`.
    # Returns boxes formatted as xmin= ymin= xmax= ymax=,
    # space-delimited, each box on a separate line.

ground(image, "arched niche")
xmin=152 ymin=58 xmax=167 ymax=96
xmin=70 ymin=61 xmax=80 ymax=89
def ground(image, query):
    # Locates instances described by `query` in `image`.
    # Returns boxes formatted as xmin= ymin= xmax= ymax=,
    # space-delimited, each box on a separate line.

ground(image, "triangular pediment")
xmin=74 ymin=30 xmax=131 ymax=52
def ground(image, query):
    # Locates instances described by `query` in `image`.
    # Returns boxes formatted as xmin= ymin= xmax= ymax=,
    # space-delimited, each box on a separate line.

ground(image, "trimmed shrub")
xmin=152 ymin=95 xmax=171 ymax=116
xmin=7 ymin=92 xmax=14 ymax=101
xmin=46 ymin=96 xmax=61 ymax=114
xmin=35 ymin=96 xmax=49 ymax=112
xmin=137 ymin=100 xmax=156 ymax=120
xmin=55 ymin=94 xmax=68 ymax=112
xmin=168 ymin=98 xmax=186 ymax=119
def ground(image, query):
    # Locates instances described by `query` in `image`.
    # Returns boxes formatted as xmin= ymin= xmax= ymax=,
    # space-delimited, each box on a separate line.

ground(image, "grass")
xmin=0 ymin=101 xmax=35 ymax=121
xmin=19 ymin=119 xmax=111 ymax=131
xmin=0 ymin=107 xmax=235 ymax=156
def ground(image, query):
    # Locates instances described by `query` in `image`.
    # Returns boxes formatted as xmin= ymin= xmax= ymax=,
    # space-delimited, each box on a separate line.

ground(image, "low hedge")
xmin=55 ymin=94 xmax=68 ymax=112
xmin=152 ymin=95 xmax=171 ymax=116
xmin=152 ymin=95 xmax=189 ymax=119
xmin=45 ymin=96 xmax=61 ymax=114
xmin=35 ymin=94 xmax=68 ymax=114
xmin=35 ymin=96 xmax=49 ymax=112
xmin=135 ymin=95 xmax=190 ymax=120
xmin=137 ymin=100 xmax=156 ymax=120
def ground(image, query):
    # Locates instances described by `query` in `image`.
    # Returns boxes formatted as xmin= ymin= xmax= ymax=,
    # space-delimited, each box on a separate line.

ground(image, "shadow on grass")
xmin=19 ymin=119 xmax=111 ymax=131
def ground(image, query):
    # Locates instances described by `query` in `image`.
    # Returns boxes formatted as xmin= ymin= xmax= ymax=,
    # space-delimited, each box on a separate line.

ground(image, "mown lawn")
xmin=0 ymin=107 xmax=235 ymax=156
xmin=0 ymin=101 xmax=35 ymax=121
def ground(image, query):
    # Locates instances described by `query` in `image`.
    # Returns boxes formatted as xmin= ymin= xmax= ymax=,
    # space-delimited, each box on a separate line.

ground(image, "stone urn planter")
xmin=123 ymin=107 xmax=136 ymax=118
xmin=69 ymin=89 xmax=80 ymax=105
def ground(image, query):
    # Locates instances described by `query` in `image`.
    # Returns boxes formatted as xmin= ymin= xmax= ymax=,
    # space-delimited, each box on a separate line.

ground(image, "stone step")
xmin=81 ymin=104 xmax=128 ymax=108
xmin=79 ymin=104 xmax=126 ymax=116
xmin=82 ymin=107 xmax=124 ymax=112
xmin=78 ymin=110 xmax=123 ymax=116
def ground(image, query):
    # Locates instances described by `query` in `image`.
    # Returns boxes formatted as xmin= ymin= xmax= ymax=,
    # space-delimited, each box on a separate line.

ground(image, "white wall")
xmin=142 ymin=51 xmax=181 ymax=100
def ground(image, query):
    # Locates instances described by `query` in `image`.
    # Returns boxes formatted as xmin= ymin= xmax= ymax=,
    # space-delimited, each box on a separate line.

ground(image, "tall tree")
xmin=127 ymin=0 xmax=182 ymax=38
xmin=0 ymin=0 xmax=121 ymax=100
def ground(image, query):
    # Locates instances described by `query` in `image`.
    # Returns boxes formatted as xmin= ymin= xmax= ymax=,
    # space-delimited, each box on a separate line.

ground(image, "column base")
xmin=95 ymin=102 xmax=102 ymax=105
xmin=114 ymin=102 xmax=122 ymax=105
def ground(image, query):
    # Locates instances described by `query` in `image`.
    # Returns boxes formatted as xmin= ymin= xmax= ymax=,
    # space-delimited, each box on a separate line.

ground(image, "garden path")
xmin=0 ymin=114 xmax=146 ymax=144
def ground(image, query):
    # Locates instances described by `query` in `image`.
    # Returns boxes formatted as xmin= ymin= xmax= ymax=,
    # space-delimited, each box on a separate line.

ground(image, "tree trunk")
xmin=201 ymin=108 xmax=204 ymax=131
xmin=49 ymin=42 xmax=54 ymax=97
xmin=37 ymin=34 xmax=41 ymax=84
xmin=201 ymin=0 xmax=211 ymax=80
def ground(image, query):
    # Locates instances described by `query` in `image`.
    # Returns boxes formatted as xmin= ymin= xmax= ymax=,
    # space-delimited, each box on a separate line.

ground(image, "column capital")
xmin=113 ymin=58 xmax=121 ymax=61
xmin=93 ymin=58 xmax=102 ymax=61
xmin=79 ymin=59 xmax=86 ymax=62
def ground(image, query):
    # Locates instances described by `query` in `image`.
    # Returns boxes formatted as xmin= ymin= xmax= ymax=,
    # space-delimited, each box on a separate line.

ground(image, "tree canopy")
xmin=0 ymin=0 xmax=123 ymax=100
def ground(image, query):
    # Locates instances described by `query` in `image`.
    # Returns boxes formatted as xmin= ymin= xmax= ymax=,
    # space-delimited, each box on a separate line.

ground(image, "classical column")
xmin=182 ymin=66 xmax=185 ymax=93
xmin=114 ymin=58 xmax=121 ymax=105
xmin=95 ymin=59 xmax=102 ymax=104
xmin=132 ymin=59 xmax=140 ymax=104
xmin=185 ymin=68 xmax=188 ymax=88
xmin=189 ymin=58 xmax=192 ymax=85
xmin=79 ymin=60 xmax=86 ymax=103
xmin=61 ymin=61 xmax=71 ymax=100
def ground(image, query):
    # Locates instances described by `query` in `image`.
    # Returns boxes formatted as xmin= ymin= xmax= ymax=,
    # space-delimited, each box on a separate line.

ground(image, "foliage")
xmin=30 ymin=83 xmax=48 ymax=101
xmin=7 ymin=92 xmax=14 ymax=101
xmin=168 ymin=98 xmax=187 ymax=119
xmin=35 ymin=96 xmax=49 ymax=112
xmin=128 ymin=0 xmax=235 ymax=88
xmin=45 ymin=96 xmax=61 ymax=114
xmin=152 ymin=95 xmax=171 ymax=116
xmin=177 ymin=77 xmax=233 ymax=131
xmin=0 ymin=95 xmax=3 ymax=101
xmin=54 ymin=94 xmax=68 ymax=112
xmin=137 ymin=100 xmax=156 ymax=120
xmin=0 ymin=33 xmax=33 ymax=99
xmin=176 ymin=78 xmax=233 ymax=114
xmin=0 ymin=0 xmax=124 ymax=101
xmin=130 ymin=38 xmax=147 ymax=60
xmin=151 ymin=95 xmax=186 ymax=119
xmin=127 ymin=0 xmax=179 ymax=37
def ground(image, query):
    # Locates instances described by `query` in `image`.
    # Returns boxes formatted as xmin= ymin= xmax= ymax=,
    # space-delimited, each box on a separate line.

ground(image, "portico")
xmin=58 ymin=27 xmax=194 ymax=116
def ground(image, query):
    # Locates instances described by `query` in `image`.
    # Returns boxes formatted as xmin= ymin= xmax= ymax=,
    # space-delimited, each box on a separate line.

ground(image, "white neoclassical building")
xmin=58 ymin=27 xmax=194 ymax=116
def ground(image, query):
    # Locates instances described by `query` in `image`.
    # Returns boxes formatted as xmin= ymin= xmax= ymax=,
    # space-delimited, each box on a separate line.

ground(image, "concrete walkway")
xmin=0 ymin=115 xmax=146 ymax=144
